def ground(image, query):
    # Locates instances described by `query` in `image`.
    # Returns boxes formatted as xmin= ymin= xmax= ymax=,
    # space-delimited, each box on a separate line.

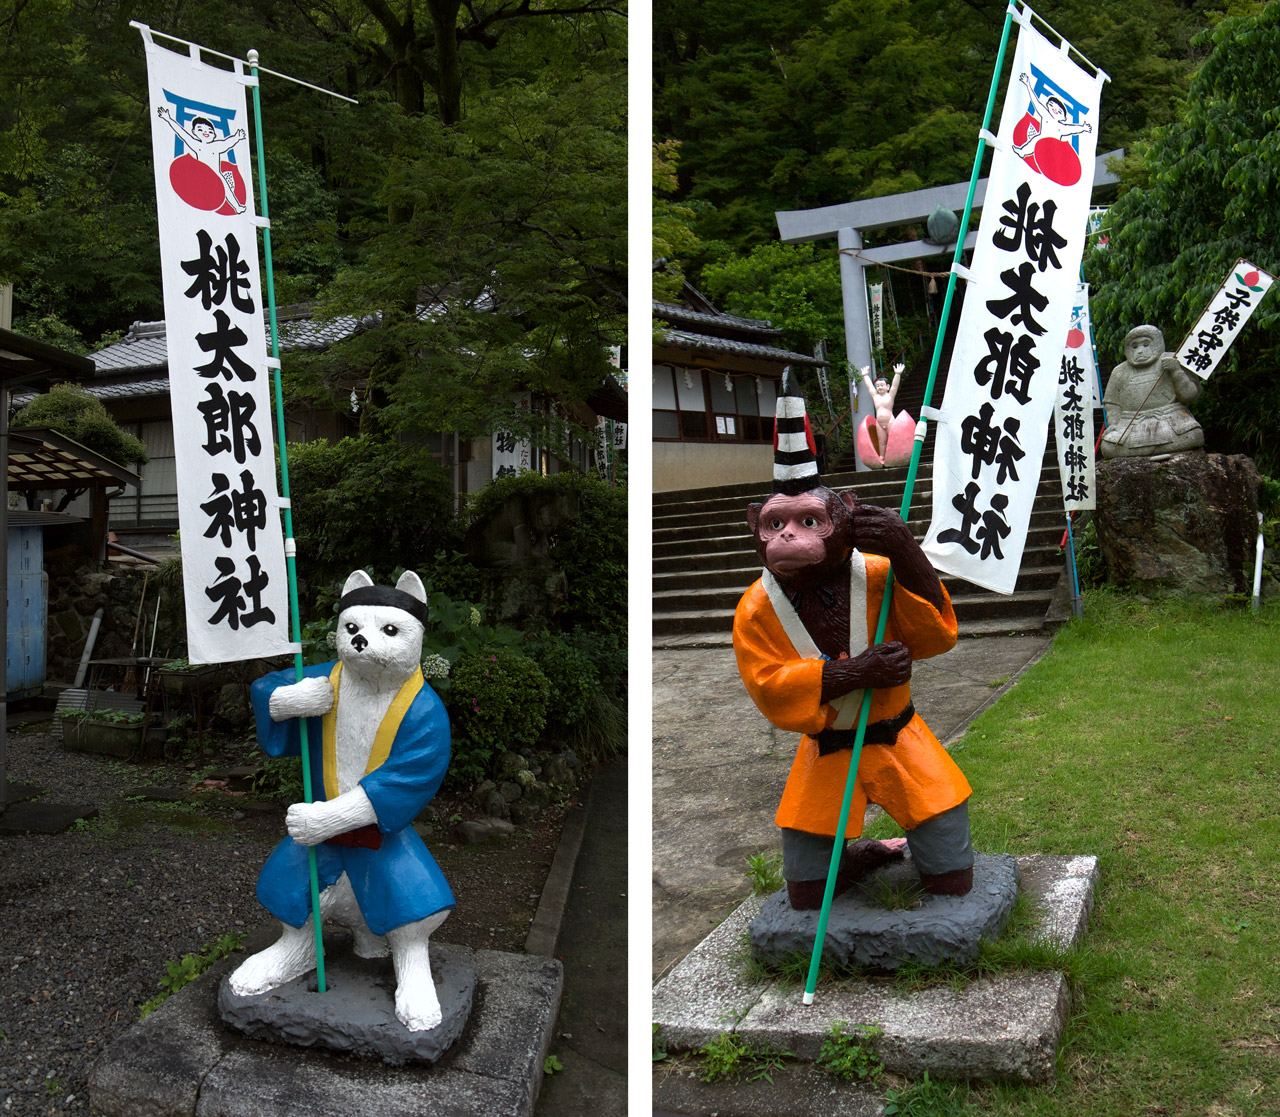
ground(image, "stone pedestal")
xmin=218 ymin=939 xmax=477 ymax=1066
xmin=749 ymin=852 xmax=1020 ymax=972
xmin=1095 ymin=452 xmax=1260 ymax=594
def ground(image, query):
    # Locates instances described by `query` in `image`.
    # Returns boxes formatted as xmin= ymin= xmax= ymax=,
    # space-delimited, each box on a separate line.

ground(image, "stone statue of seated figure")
xmin=1100 ymin=325 xmax=1204 ymax=459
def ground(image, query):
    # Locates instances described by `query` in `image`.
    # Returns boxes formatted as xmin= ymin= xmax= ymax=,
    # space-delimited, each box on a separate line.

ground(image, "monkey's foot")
xmin=919 ymin=865 xmax=974 ymax=896
xmin=786 ymin=838 xmax=908 ymax=910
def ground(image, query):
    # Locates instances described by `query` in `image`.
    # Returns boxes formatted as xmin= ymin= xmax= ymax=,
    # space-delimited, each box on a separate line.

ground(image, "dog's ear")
xmin=341 ymin=569 xmax=374 ymax=596
xmin=395 ymin=570 xmax=426 ymax=604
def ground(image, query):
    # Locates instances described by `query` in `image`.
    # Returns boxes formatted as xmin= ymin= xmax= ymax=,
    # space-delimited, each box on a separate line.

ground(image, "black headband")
xmin=337 ymin=585 xmax=430 ymax=627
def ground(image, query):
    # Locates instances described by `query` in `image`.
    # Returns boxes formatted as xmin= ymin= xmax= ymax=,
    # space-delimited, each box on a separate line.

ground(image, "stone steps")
xmin=652 ymin=449 xmax=1070 ymax=645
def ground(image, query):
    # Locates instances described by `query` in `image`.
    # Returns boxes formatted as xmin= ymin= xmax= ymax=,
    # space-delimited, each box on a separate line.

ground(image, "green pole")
xmin=802 ymin=0 xmax=1022 ymax=1005
xmin=247 ymin=48 xmax=326 ymax=994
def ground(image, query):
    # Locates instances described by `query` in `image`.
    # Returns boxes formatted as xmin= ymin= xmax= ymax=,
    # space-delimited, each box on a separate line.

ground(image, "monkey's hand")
xmin=851 ymin=504 xmax=946 ymax=610
xmin=822 ymin=641 xmax=912 ymax=700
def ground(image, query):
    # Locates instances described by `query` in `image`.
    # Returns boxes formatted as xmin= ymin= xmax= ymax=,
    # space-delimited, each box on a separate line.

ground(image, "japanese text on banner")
xmin=1054 ymin=286 xmax=1097 ymax=510
xmin=922 ymin=21 xmax=1103 ymax=594
xmin=143 ymin=35 xmax=291 ymax=664
xmin=1176 ymin=261 xmax=1275 ymax=380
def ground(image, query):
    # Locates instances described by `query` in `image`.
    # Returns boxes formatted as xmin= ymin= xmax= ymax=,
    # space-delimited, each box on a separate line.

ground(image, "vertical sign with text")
xmin=922 ymin=21 xmax=1103 ymax=594
xmin=143 ymin=36 xmax=291 ymax=663
xmin=1054 ymin=286 xmax=1097 ymax=511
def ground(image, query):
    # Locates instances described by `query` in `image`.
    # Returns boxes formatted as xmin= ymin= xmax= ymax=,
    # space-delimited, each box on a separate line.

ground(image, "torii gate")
xmin=775 ymin=149 xmax=1122 ymax=468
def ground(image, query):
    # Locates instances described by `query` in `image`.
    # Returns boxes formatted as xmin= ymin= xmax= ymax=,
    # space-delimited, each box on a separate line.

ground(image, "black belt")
xmin=814 ymin=702 xmax=915 ymax=756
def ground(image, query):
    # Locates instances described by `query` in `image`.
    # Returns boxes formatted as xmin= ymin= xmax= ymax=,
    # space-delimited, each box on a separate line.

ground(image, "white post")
xmin=837 ymin=227 xmax=875 ymax=471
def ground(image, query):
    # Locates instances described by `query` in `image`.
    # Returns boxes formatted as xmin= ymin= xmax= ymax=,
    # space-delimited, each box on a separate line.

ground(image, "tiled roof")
xmin=653 ymin=301 xmax=783 ymax=338
xmin=659 ymin=328 xmax=827 ymax=367
xmin=90 ymin=309 xmax=364 ymax=375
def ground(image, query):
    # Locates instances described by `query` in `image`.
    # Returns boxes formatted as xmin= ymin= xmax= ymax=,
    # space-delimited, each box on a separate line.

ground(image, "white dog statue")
xmin=228 ymin=569 xmax=454 ymax=1032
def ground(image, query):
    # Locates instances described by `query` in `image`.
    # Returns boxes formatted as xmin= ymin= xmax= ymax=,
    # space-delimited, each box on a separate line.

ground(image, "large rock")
xmin=1095 ymin=452 xmax=1260 ymax=594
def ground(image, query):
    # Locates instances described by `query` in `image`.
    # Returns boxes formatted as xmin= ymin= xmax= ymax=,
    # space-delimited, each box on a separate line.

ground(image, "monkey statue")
xmin=733 ymin=375 xmax=974 ymax=909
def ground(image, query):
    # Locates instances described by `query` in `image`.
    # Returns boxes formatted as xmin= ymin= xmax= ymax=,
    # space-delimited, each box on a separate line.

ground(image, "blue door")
xmin=7 ymin=526 xmax=45 ymax=697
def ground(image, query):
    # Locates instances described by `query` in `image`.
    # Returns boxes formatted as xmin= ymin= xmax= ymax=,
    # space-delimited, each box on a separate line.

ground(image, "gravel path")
xmin=0 ymin=729 xmax=278 ymax=1115
xmin=0 ymin=727 xmax=565 ymax=1116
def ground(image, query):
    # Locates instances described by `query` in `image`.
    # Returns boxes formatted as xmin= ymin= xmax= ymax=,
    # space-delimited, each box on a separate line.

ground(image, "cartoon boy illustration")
xmin=157 ymin=105 xmax=247 ymax=215
xmin=1012 ymin=72 xmax=1092 ymax=185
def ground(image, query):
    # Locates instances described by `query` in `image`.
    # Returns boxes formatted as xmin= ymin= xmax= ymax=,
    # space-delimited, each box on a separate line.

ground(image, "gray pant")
xmin=782 ymin=799 xmax=974 ymax=880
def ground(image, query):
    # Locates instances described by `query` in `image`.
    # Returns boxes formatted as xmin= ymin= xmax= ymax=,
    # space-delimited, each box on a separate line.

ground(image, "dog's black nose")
xmin=351 ymin=634 xmax=368 ymax=652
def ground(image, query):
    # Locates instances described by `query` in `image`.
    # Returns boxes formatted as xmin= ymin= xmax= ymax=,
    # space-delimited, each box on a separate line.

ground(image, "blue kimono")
xmin=251 ymin=662 xmax=455 ymax=936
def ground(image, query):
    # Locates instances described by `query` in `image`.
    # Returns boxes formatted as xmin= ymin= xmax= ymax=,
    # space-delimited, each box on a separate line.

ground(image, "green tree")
xmin=0 ymin=0 xmax=626 ymax=457
xmin=1086 ymin=1 xmax=1280 ymax=471
xmin=13 ymin=381 xmax=149 ymax=466
xmin=285 ymin=435 xmax=461 ymax=594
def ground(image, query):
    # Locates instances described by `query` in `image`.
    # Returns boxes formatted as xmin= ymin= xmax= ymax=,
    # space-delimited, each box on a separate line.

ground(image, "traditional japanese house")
xmin=653 ymin=279 xmax=827 ymax=492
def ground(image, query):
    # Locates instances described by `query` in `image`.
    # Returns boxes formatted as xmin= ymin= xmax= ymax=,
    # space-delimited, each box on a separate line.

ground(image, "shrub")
xmin=286 ymin=437 xmax=461 ymax=596
xmin=525 ymin=631 xmax=599 ymax=730
xmin=14 ymin=382 xmax=148 ymax=466
xmin=465 ymin=471 xmax=626 ymax=638
xmin=450 ymin=649 xmax=550 ymax=762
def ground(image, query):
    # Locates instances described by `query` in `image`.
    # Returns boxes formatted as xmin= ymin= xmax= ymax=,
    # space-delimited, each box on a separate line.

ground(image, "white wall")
xmin=653 ymin=442 xmax=773 ymax=494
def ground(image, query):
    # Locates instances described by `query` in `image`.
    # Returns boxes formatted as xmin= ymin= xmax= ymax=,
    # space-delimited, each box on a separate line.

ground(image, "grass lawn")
xmin=875 ymin=590 xmax=1280 ymax=1115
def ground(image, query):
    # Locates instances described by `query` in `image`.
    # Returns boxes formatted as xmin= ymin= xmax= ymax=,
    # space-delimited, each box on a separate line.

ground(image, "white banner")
xmin=1054 ymin=286 xmax=1096 ymax=510
xmin=922 ymin=21 xmax=1103 ymax=594
xmin=493 ymin=392 xmax=533 ymax=479
xmin=1175 ymin=260 xmax=1275 ymax=379
xmin=870 ymin=283 xmax=884 ymax=350
xmin=142 ymin=33 xmax=291 ymax=664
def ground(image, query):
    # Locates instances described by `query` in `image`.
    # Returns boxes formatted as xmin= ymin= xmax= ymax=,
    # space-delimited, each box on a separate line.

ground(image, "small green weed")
xmin=816 ymin=1021 xmax=883 ymax=1082
xmin=138 ymin=931 xmax=245 ymax=1019
xmin=652 ymin=1023 xmax=668 ymax=1062
xmin=860 ymin=873 xmax=926 ymax=911
xmin=45 ymin=1076 xmax=62 ymax=1096
xmin=884 ymin=1071 xmax=973 ymax=1115
xmin=542 ymin=1054 xmax=563 ymax=1074
xmin=745 ymin=849 xmax=784 ymax=895
xmin=698 ymin=1031 xmax=792 ymax=1084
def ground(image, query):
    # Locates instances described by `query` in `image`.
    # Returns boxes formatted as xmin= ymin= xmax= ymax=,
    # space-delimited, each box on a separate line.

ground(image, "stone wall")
xmin=43 ymin=548 xmax=186 ymax=684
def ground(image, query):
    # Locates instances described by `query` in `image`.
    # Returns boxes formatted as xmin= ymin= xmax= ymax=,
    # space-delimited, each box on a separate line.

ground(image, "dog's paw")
xmin=269 ymin=676 xmax=334 ymax=721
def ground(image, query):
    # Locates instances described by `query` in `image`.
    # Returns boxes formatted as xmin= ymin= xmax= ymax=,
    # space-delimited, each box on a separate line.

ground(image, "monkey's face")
xmin=755 ymin=492 xmax=842 ymax=578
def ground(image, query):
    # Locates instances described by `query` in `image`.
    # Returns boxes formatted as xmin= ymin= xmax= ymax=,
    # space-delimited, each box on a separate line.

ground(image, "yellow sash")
xmin=322 ymin=663 xmax=425 ymax=801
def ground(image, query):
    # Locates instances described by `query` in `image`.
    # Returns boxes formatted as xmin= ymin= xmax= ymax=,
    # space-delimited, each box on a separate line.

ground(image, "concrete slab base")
xmin=750 ymin=852 xmax=1021 ymax=972
xmin=90 ymin=946 xmax=564 ymax=1117
xmin=217 ymin=940 xmax=478 ymax=1066
xmin=653 ymin=854 xmax=1097 ymax=1086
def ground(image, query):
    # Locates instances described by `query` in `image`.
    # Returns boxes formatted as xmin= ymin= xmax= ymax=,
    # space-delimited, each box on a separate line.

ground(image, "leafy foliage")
xmin=657 ymin=0 xmax=1247 ymax=377
xmin=285 ymin=437 xmax=460 ymax=595
xmin=466 ymin=471 xmax=627 ymax=637
xmin=450 ymin=644 xmax=550 ymax=767
xmin=0 ymin=0 xmax=625 ymax=452
xmin=816 ymin=1021 xmax=885 ymax=1082
xmin=1087 ymin=2 xmax=1280 ymax=472
xmin=14 ymin=382 xmax=148 ymax=465
xmin=138 ymin=931 xmax=244 ymax=1019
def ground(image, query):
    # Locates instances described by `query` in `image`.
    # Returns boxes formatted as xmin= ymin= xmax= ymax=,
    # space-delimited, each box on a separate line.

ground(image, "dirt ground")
xmin=0 ymin=721 xmax=578 ymax=1116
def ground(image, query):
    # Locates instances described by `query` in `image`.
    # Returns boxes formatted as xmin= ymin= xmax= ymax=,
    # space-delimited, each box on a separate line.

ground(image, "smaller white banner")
xmin=1054 ymin=284 xmax=1097 ymax=510
xmin=493 ymin=392 xmax=533 ymax=479
xmin=1175 ymin=260 xmax=1275 ymax=379
xmin=870 ymin=284 xmax=884 ymax=350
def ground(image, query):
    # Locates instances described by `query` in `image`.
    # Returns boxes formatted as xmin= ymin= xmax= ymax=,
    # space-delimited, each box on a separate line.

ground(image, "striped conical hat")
xmin=772 ymin=368 xmax=819 ymax=495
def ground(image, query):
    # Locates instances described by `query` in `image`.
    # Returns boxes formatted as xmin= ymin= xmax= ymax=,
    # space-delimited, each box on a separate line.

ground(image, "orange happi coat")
xmin=733 ymin=552 xmax=971 ymax=839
